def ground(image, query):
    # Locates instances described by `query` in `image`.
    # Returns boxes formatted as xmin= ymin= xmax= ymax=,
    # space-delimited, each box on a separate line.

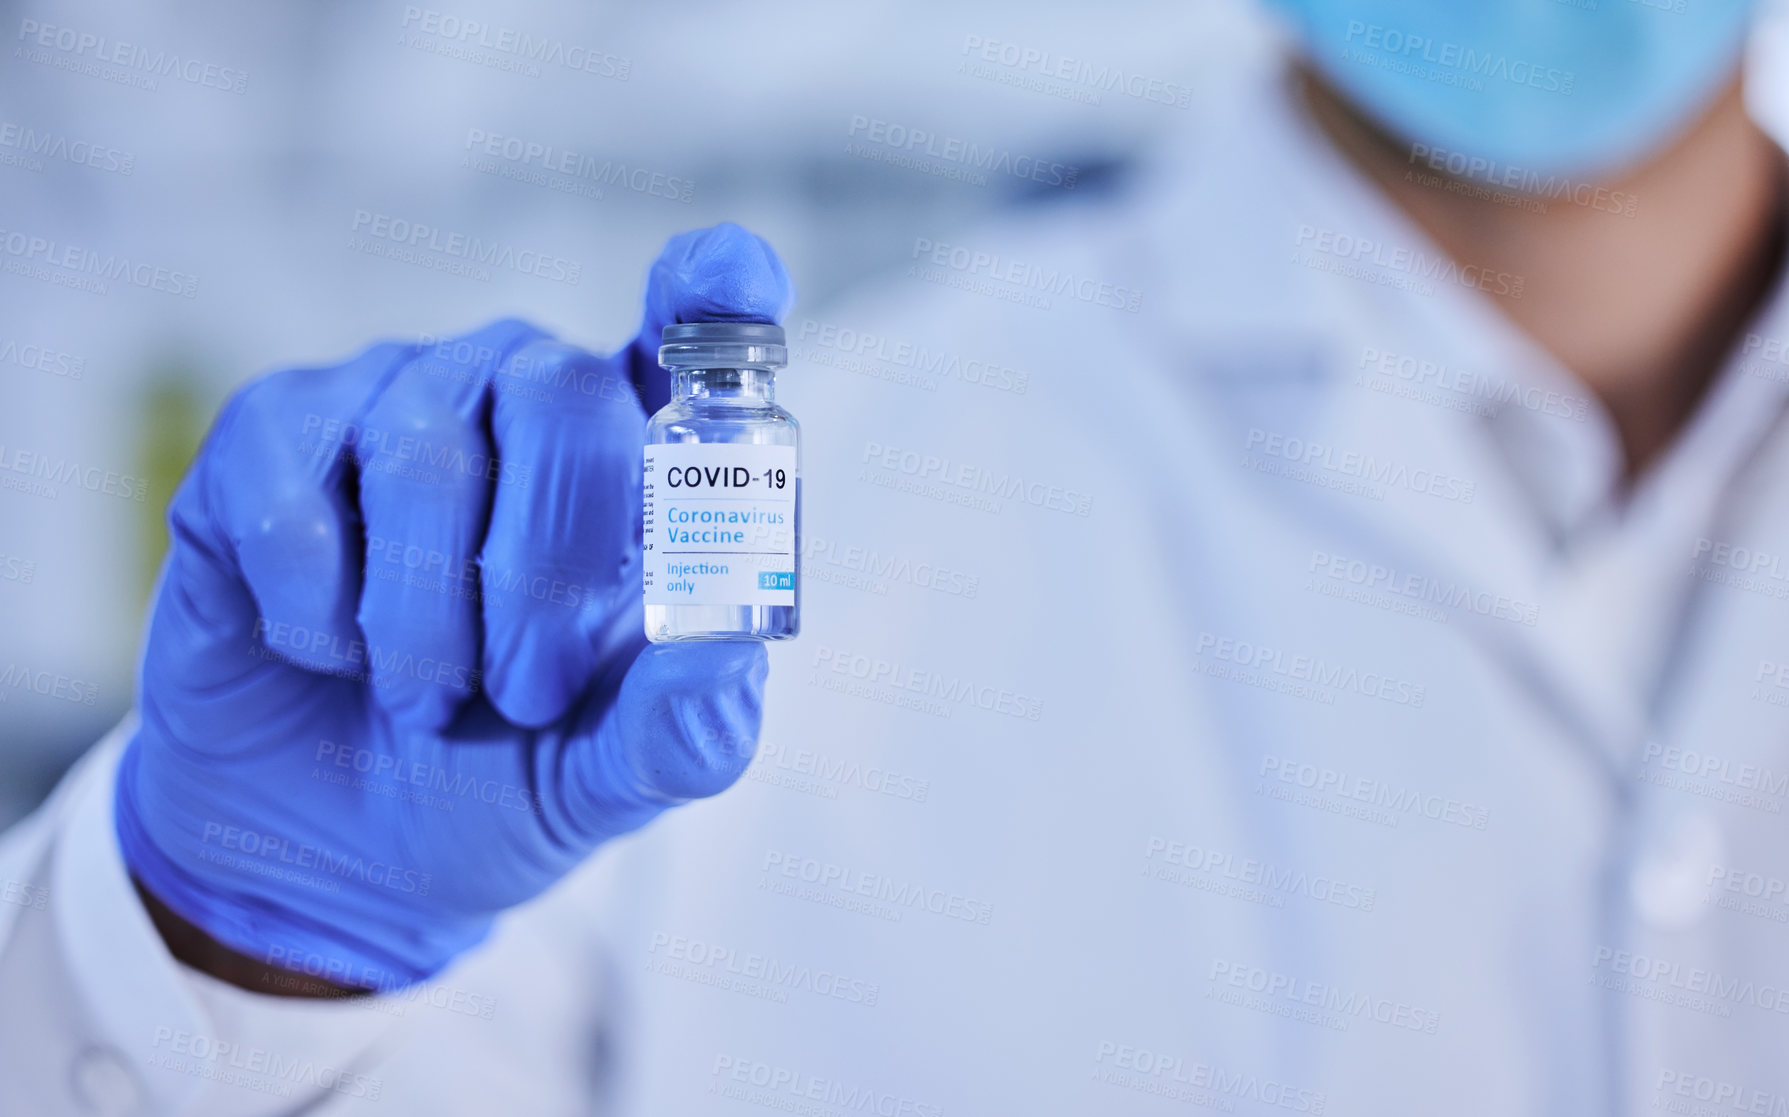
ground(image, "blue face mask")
xmin=1262 ymin=0 xmax=1758 ymax=177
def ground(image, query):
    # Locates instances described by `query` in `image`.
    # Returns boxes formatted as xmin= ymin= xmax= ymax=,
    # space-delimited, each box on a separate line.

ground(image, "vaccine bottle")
xmin=643 ymin=322 xmax=799 ymax=642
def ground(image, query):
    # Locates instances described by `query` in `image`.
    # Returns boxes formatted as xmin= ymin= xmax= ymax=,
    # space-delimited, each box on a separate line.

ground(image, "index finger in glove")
xmin=479 ymin=225 xmax=794 ymax=729
xmin=626 ymin=222 xmax=795 ymax=415
xmin=352 ymin=319 xmax=547 ymax=728
xmin=477 ymin=341 xmax=646 ymax=728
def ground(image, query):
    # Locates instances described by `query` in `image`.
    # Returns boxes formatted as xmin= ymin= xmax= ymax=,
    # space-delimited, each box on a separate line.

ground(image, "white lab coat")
xmin=5 ymin=60 xmax=1789 ymax=1117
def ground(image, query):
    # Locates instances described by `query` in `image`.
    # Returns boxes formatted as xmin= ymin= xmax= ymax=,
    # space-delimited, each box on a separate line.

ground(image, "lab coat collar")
xmin=1136 ymin=58 xmax=1789 ymax=777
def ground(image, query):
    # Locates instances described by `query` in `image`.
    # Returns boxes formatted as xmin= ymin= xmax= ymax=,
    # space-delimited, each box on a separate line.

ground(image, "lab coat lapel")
xmin=1147 ymin=64 xmax=1652 ymax=785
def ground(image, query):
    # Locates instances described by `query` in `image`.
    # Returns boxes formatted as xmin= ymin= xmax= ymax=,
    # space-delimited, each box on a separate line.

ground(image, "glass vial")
xmin=643 ymin=322 xmax=800 ymax=642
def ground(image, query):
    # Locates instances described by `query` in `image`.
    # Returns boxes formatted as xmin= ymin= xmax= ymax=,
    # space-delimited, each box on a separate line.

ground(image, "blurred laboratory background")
xmin=4 ymin=0 xmax=1789 ymax=826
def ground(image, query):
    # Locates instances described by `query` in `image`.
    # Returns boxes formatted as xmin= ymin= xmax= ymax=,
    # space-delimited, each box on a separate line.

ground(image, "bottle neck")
xmin=669 ymin=366 xmax=778 ymax=403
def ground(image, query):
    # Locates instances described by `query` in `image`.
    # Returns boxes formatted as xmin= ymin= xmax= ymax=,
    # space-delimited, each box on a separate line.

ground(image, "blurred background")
xmin=5 ymin=0 xmax=1789 ymax=827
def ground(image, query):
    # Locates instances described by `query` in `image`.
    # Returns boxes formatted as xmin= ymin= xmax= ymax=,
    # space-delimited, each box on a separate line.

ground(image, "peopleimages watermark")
xmin=1092 ymin=1042 xmax=1328 ymax=1112
xmin=812 ymin=644 xmax=1043 ymax=721
xmin=793 ymin=317 xmax=1030 ymax=396
xmin=1740 ymin=332 xmax=1789 ymax=384
xmin=1405 ymin=143 xmax=1636 ymax=217
xmin=1356 ymin=346 xmax=1590 ymax=420
xmin=299 ymin=412 xmax=533 ymax=489
xmin=1755 ymin=661 xmax=1789 ymax=716
xmin=0 ymin=552 xmax=38 ymax=585
xmin=362 ymin=530 xmax=601 ymax=615
xmin=1208 ymin=959 xmax=1442 ymax=1035
xmin=0 ymin=118 xmax=135 ymax=175
xmin=1653 ymin=1070 xmax=1787 ymax=1117
xmin=646 ymin=931 xmax=880 ymax=1007
xmin=15 ymin=19 xmax=248 ymax=94
xmin=1589 ymin=947 xmax=1789 ymax=1018
xmin=3 ymin=878 xmax=48 ymax=911
xmin=958 ymin=34 xmax=1194 ymax=109
xmin=413 ymin=331 xmax=634 ymax=407
xmin=1690 ymin=537 xmax=1789 ymax=601
xmin=1339 ymin=20 xmax=1574 ymax=96
xmin=1192 ymin=628 xmax=1426 ymax=708
xmin=1144 ymin=837 xmax=1377 ymax=912
xmin=802 ymin=533 xmax=981 ymax=600
xmin=708 ymin=1055 xmax=942 ymax=1117
xmin=0 ymin=226 xmax=199 ymax=297
xmin=462 ymin=127 xmax=693 ymax=204
xmin=1635 ymin=740 xmax=1785 ymax=814
xmin=149 ymin=1028 xmax=381 ymax=1102
xmin=254 ymin=943 xmax=497 ymax=1018
xmin=1706 ymin=863 xmax=1789 ymax=926
xmin=0 ymin=663 xmax=98 ymax=706
xmin=909 ymin=236 xmax=1143 ymax=313
xmin=1308 ymin=549 xmax=1539 ymax=627
xmin=313 ymin=740 xmax=546 ymax=817
xmin=845 ymin=114 xmax=1077 ymax=191
xmin=1243 ymin=427 xmax=1477 ymax=504
xmin=250 ymin=617 xmax=482 ymax=698
xmin=1258 ymin=755 xmax=1490 ymax=831
xmin=0 ymin=440 xmax=148 ymax=503
xmin=760 ymin=849 xmax=994 ymax=926
xmin=398 ymin=7 xmax=629 ymax=80
xmin=0 ymin=337 xmax=85 ymax=381
xmin=198 ymin=822 xmax=431 ymax=898
xmin=859 ymin=439 xmax=1093 ymax=518
xmin=1295 ymin=224 xmax=1523 ymax=299
xmin=348 ymin=210 xmax=581 ymax=285
xmin=749 ymin=740 xmax=931 ymax=805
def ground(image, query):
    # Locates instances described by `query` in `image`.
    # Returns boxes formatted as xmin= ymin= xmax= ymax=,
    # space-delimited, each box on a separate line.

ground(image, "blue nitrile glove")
xmin=115 ymin=223 xmax=795 ymax=990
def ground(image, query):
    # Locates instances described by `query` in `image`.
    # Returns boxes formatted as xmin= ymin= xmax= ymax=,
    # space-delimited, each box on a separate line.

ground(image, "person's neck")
xmin=1300 ymin=70 xmax=1787 ymax=479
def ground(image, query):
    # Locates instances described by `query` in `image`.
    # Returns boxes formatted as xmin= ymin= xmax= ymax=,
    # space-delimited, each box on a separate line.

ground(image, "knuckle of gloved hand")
xmin=373 ymin=673 xmax=457 ymax=725
xmin=223 ymin=369 xmax=320 ymax=453
xmin=512 ymin=342 xmax=641 ymax=417
xmin=356 ymin=399 xmax=482 ymax=480
xmin=220 ymin=371 xmax=369 ymax=490
xmin=485 ymin=668 xmax=572 ymax=731
xmin=244 ymin=485 xmax=351 ymax=571
xmin=414 ymin=325 xmax=507 ymax=378
xmin=234 ymin=491 xmax=357 ymax=657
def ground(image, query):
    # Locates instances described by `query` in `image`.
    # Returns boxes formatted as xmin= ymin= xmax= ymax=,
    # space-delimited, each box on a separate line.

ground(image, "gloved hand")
xmin=115 ymin=223 xmax=795 ymax=990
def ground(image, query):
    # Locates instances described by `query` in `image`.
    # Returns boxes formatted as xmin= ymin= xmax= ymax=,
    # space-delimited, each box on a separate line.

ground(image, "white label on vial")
xmin=643 ymin=443 xmax=797 ymax=607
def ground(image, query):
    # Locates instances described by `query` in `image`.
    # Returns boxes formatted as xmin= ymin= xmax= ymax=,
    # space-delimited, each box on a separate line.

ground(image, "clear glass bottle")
xmin=643 ymin=322 xmax=800 ymax=642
